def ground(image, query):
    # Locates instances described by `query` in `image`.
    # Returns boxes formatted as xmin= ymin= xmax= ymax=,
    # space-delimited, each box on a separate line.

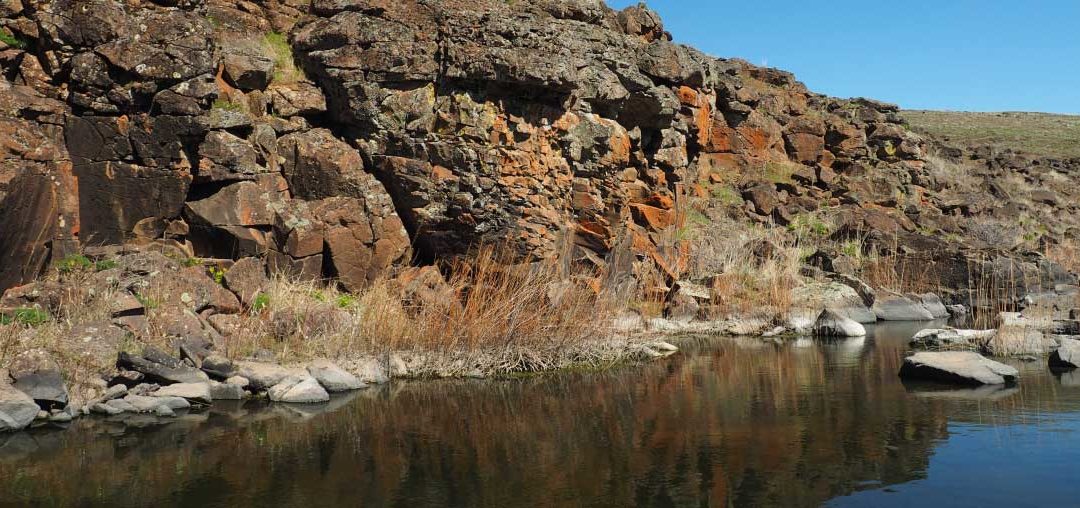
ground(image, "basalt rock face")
xmin=0 ymin=0 xmax=1076 ymax=301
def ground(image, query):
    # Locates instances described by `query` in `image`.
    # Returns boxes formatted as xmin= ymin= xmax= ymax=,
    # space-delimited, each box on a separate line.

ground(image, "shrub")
xmin=0 ymin=29 xmax=27 ymax=49
xmin=57 ymin=254 xmax=93 ymax=274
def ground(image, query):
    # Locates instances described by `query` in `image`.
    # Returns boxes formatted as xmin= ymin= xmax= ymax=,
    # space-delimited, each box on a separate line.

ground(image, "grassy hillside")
xmin=901 ymin=110 xmax=1080 ymax=159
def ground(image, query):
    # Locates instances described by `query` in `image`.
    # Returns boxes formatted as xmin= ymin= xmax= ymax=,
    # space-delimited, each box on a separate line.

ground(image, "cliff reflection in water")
xmin=1 ymin=322 xmax=1078 ymax=508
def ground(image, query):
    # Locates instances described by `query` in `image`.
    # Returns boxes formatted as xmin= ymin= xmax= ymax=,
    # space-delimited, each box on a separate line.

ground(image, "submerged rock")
xmin=1049 ymin=337 xmax=1080 ymax=370
xmin=899 ymin=351 xmax=1018 ymax=385
xmin=812 ymin=309 xmax=866 ymax=337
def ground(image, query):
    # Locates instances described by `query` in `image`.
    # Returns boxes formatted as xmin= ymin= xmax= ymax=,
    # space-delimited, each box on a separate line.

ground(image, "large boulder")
xmin=873 ymin=292 xmax=936 ymax=321
xmin=116 ymin=351 xmax=210 ymax=385
xmin=7 ymin=349 xmax=68 ymax=409
xmin=899 ymin=351 xmax=1019 ymax=385
xmin=234 ymin=361 xmax=307 ymax=391
xmin=307 ymin=359 xmax=365 ymax=392
xmin=1049 ymin=338 xmax=1080 ymax=370
xmin=268 ymin=376 xmax=330 ymax=403
xmin=0 ymin=381 xmax=38 ymax=432
xmin=153 ymin=382 xmax=212 ymax=405
xmin=791 ymin=281 xmax=876 ymax=324
xmin=812 ymin=309 xmax=866 ymax=337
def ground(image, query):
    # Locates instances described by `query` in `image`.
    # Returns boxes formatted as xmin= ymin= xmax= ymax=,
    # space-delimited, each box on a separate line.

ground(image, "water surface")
xmin=3 ymin=321 xmax=1080 ymax=507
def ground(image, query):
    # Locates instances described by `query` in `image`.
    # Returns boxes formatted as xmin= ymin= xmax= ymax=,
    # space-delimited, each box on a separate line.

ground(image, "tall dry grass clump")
xmin=681 ymin=215 xmax=804 ymax=321
xmin=240 ymin=246 xmax=625 ymax=375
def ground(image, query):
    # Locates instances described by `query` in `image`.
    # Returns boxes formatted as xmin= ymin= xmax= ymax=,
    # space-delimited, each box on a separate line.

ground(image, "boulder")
xmin=7 ymin=349 xmax=68 ymax=408
xmin=307 ymin=359 xmax=365 ymax=392
xmin=791 ymin=281 xmax=876 ymax=324
xmin=234 ymin=361 xmax=307 ymax=391
xmin=0 ymin=382 xmax=38 ymax=432
xmin=201 ymin=355 xmax=236 ymax=379
xmin=268 ymin=376 xmax=330 ymax=404
xmin=117 ymin=351 xmax=210 ymax=385
xmin=223 ymin=257 xmax=269 ymax=308
xmin=1049 ymin=337 xmax=1080 ymax=370
xmin=124 ymin=394 xmax=189 ymax=413
xmin=353 ymin=358 xmax=389 ymax=384
xmin=812 ymin=309 xmax=866 ymax=337
xmin=910 ymin=328 xmax=995 ymax=350
xmin=873 ymin=292 xmax=936 ymax=321
xmin=916 ymin=293 xmax=950 ymax=319
xmin=153 ymin=382 xmax=212 ymax=405
xmin=209 ymin=382 xmax=245 ymax=400
xmin=899 ymin=352 xmax=1019 ymax=385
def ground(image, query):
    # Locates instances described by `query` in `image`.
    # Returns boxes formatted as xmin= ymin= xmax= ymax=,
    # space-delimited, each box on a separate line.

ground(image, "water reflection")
xmin=1 ymin=322 xmax=1079 ymax=507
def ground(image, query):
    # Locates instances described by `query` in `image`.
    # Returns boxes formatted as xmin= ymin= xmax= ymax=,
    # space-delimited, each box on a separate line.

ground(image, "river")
xmin=2 ymin=321 xmax=1079 ymax=507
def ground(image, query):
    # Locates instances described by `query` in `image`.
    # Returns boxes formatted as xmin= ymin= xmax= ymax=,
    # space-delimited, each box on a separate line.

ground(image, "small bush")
xmin=181 ymin=257 xmax=204 ymax=267
xmin=208 ymin=266 xmax=226 ymax=286
xmin=335 ymin=294 xmax=357 ymax=309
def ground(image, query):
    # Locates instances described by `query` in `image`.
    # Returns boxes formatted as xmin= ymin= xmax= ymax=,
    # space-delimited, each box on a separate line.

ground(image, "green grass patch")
xmin=211 ymin=99 xmax=244 ymax=112
xmin=901 ymin=110 xmax=1080 ymax=159
xmin=252 ymin=293 xmax=270 ymax=312
xmin=94 ymin=259 xmax=119 ymax=271
xmin=56 ymin=254 xmax=93 ymax=274
xmin=1 ymin=308 xmax=50 ymax=327
xmin=263 ymin=32 xmax=301 ymax=84
xmin=710 ymin=184 xmax=743 ymax=207
xmin=336 ymin=294 xmax=357 ymax=309
xmin=0 ymin=29 xmax=27 ymax=49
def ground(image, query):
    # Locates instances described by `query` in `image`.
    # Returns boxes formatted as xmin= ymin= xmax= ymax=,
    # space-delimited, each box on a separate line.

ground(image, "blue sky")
xmin=605 ymin=1 xmax=1080 ymax=113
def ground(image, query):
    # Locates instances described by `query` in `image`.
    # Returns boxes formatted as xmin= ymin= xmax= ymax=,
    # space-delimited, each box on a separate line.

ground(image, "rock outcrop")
xmin=1 ymin=0 xmax=1074 ymax=314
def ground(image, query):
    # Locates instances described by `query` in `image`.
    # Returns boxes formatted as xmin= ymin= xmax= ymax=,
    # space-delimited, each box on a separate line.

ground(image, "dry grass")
xmin=902 ymin=110 xmax=1080 ymax=159
xmin=1046 ymin=239 xmax=1080 ymax=275
xmin=213 ymin=246 xmax=625 ymax=376
xmin=680 ymin=214 xmax=805 ymax=322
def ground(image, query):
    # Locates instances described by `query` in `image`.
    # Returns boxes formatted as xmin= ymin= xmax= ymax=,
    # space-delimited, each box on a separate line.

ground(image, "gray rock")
xmin=946 ymin=304 xmax=968 ymax=317
xmin=201 ymin=355 xmax=236 ymax=379
xmin=117 ymin=352 xmax=210 ymax=385
xmin=873 ymin=292 xmax=936 ymax=321
xmin=153 ymin=405 xmax=176 ymax=417
xmin=792 ymin=282 xmax=877 ymax=324
xmin=268 ymin=376 xmax=330 ymax=404
xmin=209 ymin=382 xmax=245 ymax=400
xmin=105 ymin=398 xmax=137 ymax=413
xmin=353 ymin=358 xmax=389 ymax=384
xmin=225 ymin=376 xmax=250 ymax=387
xmin=90 ymin=402 xmax=124 ymax=416
xmin=124 ymin=394 xmax=189 ymax=413
xmin=234 ymin=361 xmax=308 ymax=391
xmin=153 ymin=383 xmax=212 ymax=405
xmin=101 ymin=384 xmax=128 ymax=401
xmin=910 ymin=328 xmax=995 ymax=350
xmin=1049 ymin=337 xmax=1080 ymax=370
xmin=307 ymin=359 xmax=365 ymax=392
xmin=0 ymin=383 xmax=39 ymax=432
xmin=916 ymin=293 xmax=950 ymax=319
xmin=899 ymin=351 xmax=1019 ymax=385
xmin=812 ymin=309 xmax=866 ymax=337
xmin=8 ymin=349 xmax=68 ymax=408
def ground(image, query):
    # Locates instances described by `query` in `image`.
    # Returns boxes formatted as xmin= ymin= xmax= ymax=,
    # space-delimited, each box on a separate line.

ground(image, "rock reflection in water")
xmin=0 ymin=322 xmax=1077 ymax=508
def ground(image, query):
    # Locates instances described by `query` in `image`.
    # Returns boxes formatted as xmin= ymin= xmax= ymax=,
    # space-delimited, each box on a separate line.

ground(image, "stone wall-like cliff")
xmin=1 ymin=0 xmax=1076 ymax=301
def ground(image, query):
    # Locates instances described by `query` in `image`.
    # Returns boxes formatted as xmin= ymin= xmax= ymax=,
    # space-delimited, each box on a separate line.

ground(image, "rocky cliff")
xmin=1 ymin=0 xmax=1076 ymax=306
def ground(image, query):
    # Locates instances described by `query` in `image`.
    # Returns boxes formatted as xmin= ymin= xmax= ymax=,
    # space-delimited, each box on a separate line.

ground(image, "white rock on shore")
xmin=812 ymin=309 xmax=866 ymax=337
xmin=899 ymin=351 xmax=1019 ymax=385
xmin=268 ymin=376 xmax=330 ymax=404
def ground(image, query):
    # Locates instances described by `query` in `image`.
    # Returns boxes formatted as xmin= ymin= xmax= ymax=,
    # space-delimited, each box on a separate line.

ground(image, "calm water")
xmin=3 ymin=321 xmax=1080 ymax=507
